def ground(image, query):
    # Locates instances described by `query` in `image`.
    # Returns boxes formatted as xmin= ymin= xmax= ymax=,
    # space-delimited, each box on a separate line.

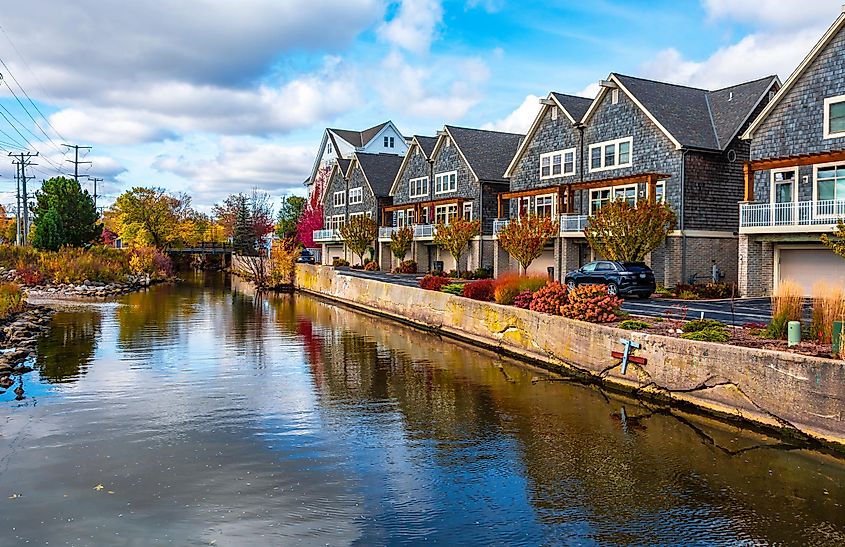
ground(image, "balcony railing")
xmin=378 ymin=226 xmax=398 ymax=239
xmin=493 ymin=219 xmax=510 ymax=235
xmin=413 ymin=224 xmax=437 ymax=239
xmin=560 ymin=214 xmax=589 ymax=235
xmin=739 ymin=200 xmax=845 ymax=233
xmin=312 ymin=229 xmax=342 ymax=242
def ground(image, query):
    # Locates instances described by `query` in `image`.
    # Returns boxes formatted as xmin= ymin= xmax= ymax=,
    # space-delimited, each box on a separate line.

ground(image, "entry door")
xmin=772 ymin=170 xmax=796 ymax=225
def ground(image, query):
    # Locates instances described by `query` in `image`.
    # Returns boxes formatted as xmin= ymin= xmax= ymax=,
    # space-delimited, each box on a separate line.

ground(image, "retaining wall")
xmin=294 ymin=264 xmax=845 ymax=450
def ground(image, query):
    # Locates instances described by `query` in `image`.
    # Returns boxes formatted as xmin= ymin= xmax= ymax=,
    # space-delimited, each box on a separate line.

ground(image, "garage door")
xmin=777 ymin=247 xmax=845 ymax=296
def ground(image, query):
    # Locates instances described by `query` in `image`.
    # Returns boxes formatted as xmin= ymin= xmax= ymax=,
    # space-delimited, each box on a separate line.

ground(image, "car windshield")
xmin=621 ymin=262 xmax=651 ymax=272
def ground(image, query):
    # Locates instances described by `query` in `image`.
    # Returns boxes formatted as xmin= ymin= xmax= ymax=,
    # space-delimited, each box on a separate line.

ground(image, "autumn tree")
xmin=498 ymin=215 xmax=560 ymax=273
xmin=584 ymin=200 xmax=676 ymax=262
xmin=32 ymin=176 xmax=101 ymax=248
xmin=339 ymin=216 xmax=378 ymax=266
xmin=390 ymin=226 xmax=413 ymax=264
xmin=821 ymin=220 xmax=845 ymax=260
xmin=276 ymin=195 xmax=306 ymax=239
xmin=433 ymin=217 xmax=480 ymax=275
xmin=296 ymin=167 xmax=328 ymax=248
xmin=0 ymin=205 xmax=14 ymax=243
xmin=213 ymin=189 xmax=275 ymax=252
xmin=110 ymin=187 xmax=192 ymax=249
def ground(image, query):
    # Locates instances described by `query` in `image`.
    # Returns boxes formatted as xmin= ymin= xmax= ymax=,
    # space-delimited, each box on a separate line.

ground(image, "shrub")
xmin=619 ymin=319 xmax=650 ymax=330
xmin=513 ymin=289 xmax=534 ymax=309
xmin=470 ymin=267 xmax=492 ymax=280
xmin=0 ymin=283 xmax=24 ymax=319
xmin=15 ymin=264 xmax=44 ymax=285
xmin=810 ymin=281 xmax=845 ymax=343
xmin=394 ymin=260 xmax=417 ymax=274
xmin=441 ymin=283 xmax=465 ymax=295
xmin=463 ymin=279 xmax=495 ymax=301
xmin=561 ymin=284 xmax=622 ymax=323
xmin=332 ymin=257 xmax=350 ymax=267
xmin=681 ymin=327 xmax=731 ymax=343
xmin=697 ymin=282 xmax=738 ymax=299
xmin=763 ymin=280 xmax=804 ymax=339
xmin=420 ymin=274 xmax=450 ymax=292
xmin=682 ymin=319 xmax=725 ymax=333
xmin=529 ymin=282 xmax=568 ymax=315
xmin=493 ymin=274 xmax=548 ymax=305
xmin=364 ymin=261 xmax=379 ymax=271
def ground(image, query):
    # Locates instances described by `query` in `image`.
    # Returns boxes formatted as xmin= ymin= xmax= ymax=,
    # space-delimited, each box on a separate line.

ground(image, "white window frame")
xmin=823 ymin=94 xmax=845 ymax=139
xmin=770 ymin=167 xmax=799 ymax=204
xmin=539 ymin=148 xmax=576 ymax=179
xmin=611 ymin=88 xmax=619 ymax=105
xmin=330 ymin=214 xmax=345 ymax=230
xmin=333 ymin=190 xmax=345 ymax=208
xmin=409 ymin=176 xmax=429 ymax=198
xmin=349 ymin=211 xmax=365 ymax=219
xmin=463 ymin=201 xmax=473 ymax=220
xmin=812 ymin=161 xmax=845 ymax=217
xmin=651 ymin=180 xmax=667 ymax=204
xmin=348 ymin=187 xmax=363 ymax=205
xmin=588 ymin=137 xmax=633 ymax=173
xmin=589 ymin=183 xmax=638 ymax=215
xmin=534 ymin=193 xmax=556 ymax=217
xmin=434 ymin=204 xmax=458 ymax=225
xmin=434 ymin=171 xmax=458 ymax=194
xmin=551 ymin=107 xmax=558 ymax=121
xmin=384 ymin=136 xmax=395 ymax=148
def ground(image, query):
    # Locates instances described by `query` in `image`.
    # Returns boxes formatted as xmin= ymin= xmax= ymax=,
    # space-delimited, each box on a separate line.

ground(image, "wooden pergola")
xmin=743 ymin=150 xmax=845 ymax=201
xmin=381 ymin=197 xmax=465 ymax=226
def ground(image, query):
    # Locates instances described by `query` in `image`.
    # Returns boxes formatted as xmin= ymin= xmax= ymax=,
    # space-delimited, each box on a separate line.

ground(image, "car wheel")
xmin=567 ymin=280 xmax=576 ymax=291
xmin=606 ymin=282 xmax=619 ymax=296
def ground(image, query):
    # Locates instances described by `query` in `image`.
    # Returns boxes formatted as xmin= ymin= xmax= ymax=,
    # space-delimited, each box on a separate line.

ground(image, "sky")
xmin=0 ymin=0 xmax=841 ymax=212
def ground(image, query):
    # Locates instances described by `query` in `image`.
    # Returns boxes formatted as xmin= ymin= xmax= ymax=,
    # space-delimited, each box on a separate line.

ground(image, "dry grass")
xmin=811 ymin=281 xmax=845 ymax=343
xmin=765 ymin=279 xmax=805 ymax=339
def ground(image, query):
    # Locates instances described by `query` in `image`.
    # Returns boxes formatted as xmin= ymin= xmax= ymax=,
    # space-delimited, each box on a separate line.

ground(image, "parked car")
xmin=295 ymin=249 xmax=316 ymax=264
xmin=564 ymin=261 xmax=655 ymax=298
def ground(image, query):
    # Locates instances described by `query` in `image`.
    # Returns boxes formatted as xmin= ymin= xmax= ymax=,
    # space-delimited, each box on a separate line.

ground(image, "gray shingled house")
xmin=381 ymin=127 xmax=523 ymax=273
xmin=315 ymin=152 xmax=404 ymax=265
xmin=500 ymin=73 xmax=780 ymax=287
xmin=739 ymin=11 xmax=845 ymax=296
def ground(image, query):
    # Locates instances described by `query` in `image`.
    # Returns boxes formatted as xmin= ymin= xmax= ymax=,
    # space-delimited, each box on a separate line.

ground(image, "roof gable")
xmin=354 ymin=152 xmax=405 ymax=198
xmin=550 ymin=92 xmax=592 ymax=123
xmin=438 ymin=125 xmax=523 ymax=182
xmin=388 ymin=136 xmax=436 ymax=196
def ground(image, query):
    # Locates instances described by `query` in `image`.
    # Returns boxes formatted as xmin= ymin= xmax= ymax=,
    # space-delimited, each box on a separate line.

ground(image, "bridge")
xmin=166 ymin=242 xmax=234 ymax=255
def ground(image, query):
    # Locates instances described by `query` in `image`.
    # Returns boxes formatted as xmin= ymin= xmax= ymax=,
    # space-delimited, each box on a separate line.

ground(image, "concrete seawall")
xmin=294 ymin=264 xmax=845 ymax=450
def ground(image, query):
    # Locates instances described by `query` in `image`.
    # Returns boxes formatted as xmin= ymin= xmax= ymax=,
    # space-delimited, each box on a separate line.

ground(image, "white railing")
xmin=312 ymin=229 xmax=342 ymax=242
xmin=560 ymin=214 xmax=589 ymax=234
xmin=413 ymin=224 xmax=437 ymax=239
xmin=739 ymin=200 xmax=845 ymax=232
xmin=378 ymin=227 xmax=398 ymax=239
xmin=493 ymin=219 xmax=510 ymax=235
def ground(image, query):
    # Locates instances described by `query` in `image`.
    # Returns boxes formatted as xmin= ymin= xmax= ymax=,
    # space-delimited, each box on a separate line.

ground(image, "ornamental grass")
xmin=764 ymin=279 xmax=804 ymax=339
xmin=810 ymin=281 xmax=845 ymax=344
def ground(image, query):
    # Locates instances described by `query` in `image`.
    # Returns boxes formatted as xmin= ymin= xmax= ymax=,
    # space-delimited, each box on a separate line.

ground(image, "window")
xmin=588 ymin=137 xmax=633 ymax=172
xmin=589 ymin=184 xmax=637 ymax=214
xmin=517 ymin=197 xmax=530 ymax=218
xmin=551 ymin=107 xmax=558 ymax=121
xmin=653 ymin=181 xmax=666 ymax=203
xmin=421 ymin=207 xmax=430 ymax=224
xmin=406 ymin=208 xmax=415 ymax=225
xmin=540 ymin=148 xmax=576 ymax=179
xmin=824 ymin=95 xmax=845 ymax=138
xmin=329 ymin=215 xmax=345 ymax=230
xmin=349 ymin=212 xmax=365 ymax=219
xmin=435 ymin=171 xmax=457 ymax=194
xmin=611 ymin=88 xmax=619 ymax=105
xmin=595 ymin=261 xmax=616 ymax=272
xmin=463 ymin=202 xmax=473 ymax=220
xmin=348 ymin=187 xmax=363 ymax=205
xmin=815 ymin=164 xmax=845 ymax=204
xmin=535 ymin=194 xmax=555 ymax=217
xmin=327 ymin=142 xmax=333 ymax=154
xmin=772 ymin=168 xmax=797 ymax=204
xmin=435 ymin=204 xmax=458 ymax=225
xmin=384 ymin=136 xmax=395 ymax=148
xmin=409 ymin=176 xmax=429 ymax=198
xmin=395 ymin=210 xmax=405 ymax=227
xmin=333 ymin=191 xmax=345 ymax=208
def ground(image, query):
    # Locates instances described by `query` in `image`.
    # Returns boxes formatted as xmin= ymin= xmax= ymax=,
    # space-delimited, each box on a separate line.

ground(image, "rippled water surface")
xmin=2 ymin=272 xmax=845 ymax=546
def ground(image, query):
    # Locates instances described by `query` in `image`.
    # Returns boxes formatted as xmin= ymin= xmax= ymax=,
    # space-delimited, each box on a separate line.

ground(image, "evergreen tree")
xmin=32 ymin=206 xmax=64 ymax=251
xmin=232 ymin=195 xmax=255 ymax=254
xmin=32 ymin=176 xmax=101 ymax=248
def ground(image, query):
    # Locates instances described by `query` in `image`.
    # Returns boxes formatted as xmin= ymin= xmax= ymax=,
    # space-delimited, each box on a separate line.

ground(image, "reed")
xmin=810 ymin=281 xmax=845 ymax=344
xmin=765 ymin=279 xmax=804 ymax=339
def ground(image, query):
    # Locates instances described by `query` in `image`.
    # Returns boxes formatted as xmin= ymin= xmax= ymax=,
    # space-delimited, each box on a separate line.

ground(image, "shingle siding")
xmin=392 ymin=146 xmax=433 ymax=205
xmin=323 ymin=168 xmax=348 ymax=225
xmin=509 ymin=106 xmax=581 ymax=192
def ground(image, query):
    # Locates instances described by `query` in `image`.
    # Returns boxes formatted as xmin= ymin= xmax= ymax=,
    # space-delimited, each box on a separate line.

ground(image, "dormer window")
xmin=824 ymin=95 xmax=845 ymax=139
xmin=384 ymin=136 xmax=395 ymax=148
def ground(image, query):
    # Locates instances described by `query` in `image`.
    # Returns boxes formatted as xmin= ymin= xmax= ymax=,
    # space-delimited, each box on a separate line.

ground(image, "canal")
xmin=2 ymin=272 xmax=844 ymax=545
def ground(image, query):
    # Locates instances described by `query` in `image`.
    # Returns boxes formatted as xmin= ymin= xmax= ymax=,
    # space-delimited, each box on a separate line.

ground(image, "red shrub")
xmin=16 ymin=266 xmax=44 ymax=286
xmin=364 ymin=261 xmax=379 ymax=271
xmin=529 ymin=282 xmax=568 ymax=315
xmin=394 ymin=260 xmax=417 ymax=274
xmin=462 ymin=279 xmax=495 ymax=301
xmin=513 ymin=289 xmax=533 ymax=309
xmin=561 ymin=284 xmax=623 ymax=323
xmin=493 ymin=274 xmax=548 ymax=305
xmin=420 ymin=274 xmax=450 ymax=292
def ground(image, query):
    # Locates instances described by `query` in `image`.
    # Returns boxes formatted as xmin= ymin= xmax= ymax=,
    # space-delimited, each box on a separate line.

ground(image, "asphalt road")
xmin=335 ymin=269 xmax=773 ymax=324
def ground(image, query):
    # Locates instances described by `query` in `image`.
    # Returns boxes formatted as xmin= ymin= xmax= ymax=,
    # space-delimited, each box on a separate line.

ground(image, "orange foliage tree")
xmin=584 ymin=200 xmax=676 ymax=262
xmin=497 ymin=214 xmax=559 ymax=273
xmin=433 ymin=217 xmax=480 ymax=274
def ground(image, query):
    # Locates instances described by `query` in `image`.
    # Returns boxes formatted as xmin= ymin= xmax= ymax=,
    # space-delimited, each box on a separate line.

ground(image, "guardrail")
xmin=378 ymin=227 xmax=398 ymax=239
xmin=312 ymin=229 xmax=342 ymax=242
xmin=560 ymin=214 xmax=589 ymax=234
xmin=413 ymin=224 xmax=436 ymax=239
xmin=739 ymin=200 xmax=845 ymax=232
xmin=492 ymin=219 xmax=510 ymax=235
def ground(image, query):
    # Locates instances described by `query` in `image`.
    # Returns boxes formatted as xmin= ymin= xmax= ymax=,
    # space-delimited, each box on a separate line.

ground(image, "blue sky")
xmin=0 ymin=0 xmax=840 ymax=211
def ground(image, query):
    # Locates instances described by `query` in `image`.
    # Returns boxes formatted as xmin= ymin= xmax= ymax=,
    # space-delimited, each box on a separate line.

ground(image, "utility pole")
xmin=61 ymin=143 xmax=92 ymax=181
xmin=88 ymin=177 xmax=103 ymax=210
xmin=9 ymin=152 xmax=37 ymax=245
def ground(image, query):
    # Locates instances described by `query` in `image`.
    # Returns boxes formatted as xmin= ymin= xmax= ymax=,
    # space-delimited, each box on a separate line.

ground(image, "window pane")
xmin=818 ymin=167 xmax=836 ymax=180
xmin=604 ymin=144 xmax=615 ymax=166
xmin=591 ymin=147 xmax=601 ymax=169
xmin=830 ymin=102 xmax=845 ymax=133
xmin=552 ymin=154 xmax=562 ymax=175
xmin=564 ymin=151 xmax=574 ymax=174
xmin=818 ymin=179 xmax=835 ymax=201
xmin=541 ymin=156 xmax=550 ymax=177
xmin=619 ymin=141 xmax=630 ymax=164
xmin=775 ymin=182 xmax=793 ymax=203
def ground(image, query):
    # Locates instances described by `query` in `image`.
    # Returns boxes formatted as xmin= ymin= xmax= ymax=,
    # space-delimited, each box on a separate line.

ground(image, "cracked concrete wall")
xmin=295 ymin=264 xmax=845 ymax=449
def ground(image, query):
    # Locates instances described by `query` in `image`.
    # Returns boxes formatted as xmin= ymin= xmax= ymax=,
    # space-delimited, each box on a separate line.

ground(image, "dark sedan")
xmin=564 ymin=261 xmax=656 ymax=298
xmin=295 ymin=249 xmax=316 ymax=264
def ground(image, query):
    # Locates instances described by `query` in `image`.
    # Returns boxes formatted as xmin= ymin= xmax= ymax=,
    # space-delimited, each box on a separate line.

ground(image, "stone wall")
xmin=295 ymin=264 xmax=845 ymax=449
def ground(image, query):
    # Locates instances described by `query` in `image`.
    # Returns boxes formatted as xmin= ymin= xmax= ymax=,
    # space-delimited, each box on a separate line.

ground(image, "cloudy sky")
xmin=0 ymin=0 xmax=840 ymax=211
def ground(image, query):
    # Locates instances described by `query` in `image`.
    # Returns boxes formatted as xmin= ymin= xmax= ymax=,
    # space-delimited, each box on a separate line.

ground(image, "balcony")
xmin=739 ymin=200 xmax=845 ymax=234
xmin=378 ymin=226 xmax=398 ymax=240
xmin=560 ymin=214 xmax=589 ymax=236
xmin=492 ymin=219 xmax=510 ymax=235
xmin=312 ymin=229 xmax=343 ymax=243
xmin=413 ymin=224 xmax=437 ymax=240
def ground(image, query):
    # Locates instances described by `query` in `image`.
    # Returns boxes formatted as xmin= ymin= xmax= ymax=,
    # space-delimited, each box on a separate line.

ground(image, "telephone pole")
xmin=61 ymin=143 xmax=92 ymax=181
xmin=88 ymin=177 xmax=103 ymax=210
xmin=9 ymin=152 xmax=37 ymax=245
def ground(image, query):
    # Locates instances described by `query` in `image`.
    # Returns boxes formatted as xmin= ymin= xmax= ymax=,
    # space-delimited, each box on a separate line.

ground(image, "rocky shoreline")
xmin=0 ymin=305 xmax=54 ymax=395
xmin=24 ymin=276 xmax=165 ymax=300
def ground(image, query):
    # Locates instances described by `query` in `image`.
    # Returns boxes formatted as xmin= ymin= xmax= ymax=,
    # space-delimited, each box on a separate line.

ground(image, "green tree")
xmin=232 ymin=195 xmax=255 ymax=255
xmin=584 ymin=200 xmax=676 ymax=262
xmin=339 ymin=216 xmax=378 ymax=266
xmin=390 ymin=226 xmax=413 ymax=263
xmin=32 ymin=176 xmax=101 ymax=248
xmin=433 ymin=218 xmax=480 ymax=274
xmin=32 ymin=206 xmax=64 ymax=251
xmin=110 ymin=187 xmax=191 ymax=249
xmin=276 ymin=195 xmax=306 ymax=239
xmin=498 ymin=215 xmax=560 ymax=272
xmin=821 ymin=220 xmax=845 ymax=259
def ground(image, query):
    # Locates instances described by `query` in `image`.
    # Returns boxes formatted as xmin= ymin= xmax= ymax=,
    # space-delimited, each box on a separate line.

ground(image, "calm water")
xmin=1 ymin=273 xmax=844 ymax=546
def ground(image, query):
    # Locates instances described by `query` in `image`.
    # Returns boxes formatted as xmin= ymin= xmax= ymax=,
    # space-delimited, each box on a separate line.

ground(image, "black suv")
xmin=564 ymin=261 xmax=655 ymax=299
xmin=295 ymin=249 xmax=316 ymax=264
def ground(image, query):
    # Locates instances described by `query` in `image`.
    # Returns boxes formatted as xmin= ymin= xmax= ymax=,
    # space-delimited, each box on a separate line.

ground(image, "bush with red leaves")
xmin=462 ymin=279 xmax=495 ymax=301
xmin=529 ymin=282 xmax=568 ymax=315
xmin=560 ymin=284 xmax=623 ymax=323
xmin=419 ymin=274 xmax=450 ymax=292
xmin=513 ymin=289 xmax=534 ymax=309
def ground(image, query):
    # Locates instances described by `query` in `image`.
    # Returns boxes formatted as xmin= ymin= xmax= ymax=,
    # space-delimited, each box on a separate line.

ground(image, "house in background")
xmin=739 ymin=10 xmax=845 ymax=297
xmin=499 ymin=72 xmax=780 ymax=287
xmin=314 ymin=152 xmax=404 ymax=265
xmin=381 ymin=126 xmax=523 ymax=273
xmin=306 ymin=121 xmax=407 ymax=191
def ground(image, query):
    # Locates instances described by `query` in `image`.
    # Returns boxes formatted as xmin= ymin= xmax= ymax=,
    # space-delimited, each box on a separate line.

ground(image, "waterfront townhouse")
xmin=315 ymin=152 xmax=404 ymax=265
xmin=739 ymin=11 xmax=845 ymax=296
xmin=500 ymin=73 xmax=780 ymax=287
xmin=381 ymin=127 xmax=523 ymax=273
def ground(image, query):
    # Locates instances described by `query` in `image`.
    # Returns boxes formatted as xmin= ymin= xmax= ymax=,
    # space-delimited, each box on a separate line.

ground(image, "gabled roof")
xmin=743 ymin=12 xmax=845 ymax=139
xmin=318 ymin=161 xmax=349 ymax=204
xmin=329 ymin=121 xmax=390 ymax=148
xmin=438 ymin=125 xmax=524 ymax=182
xmin=582 ymin=73 xmax=779 ymax=151
xmin=415 ymin=135 xmax=437 ymax=158
xmin=550 ymin=92 xmax=593 ymax=123
xmin=336 ymin=157 xmax=351 ymax=177
xmin=388 ymin=136 xmax=437 ymax=196
xmin=352 ymin=152 xmax=405 ymax=198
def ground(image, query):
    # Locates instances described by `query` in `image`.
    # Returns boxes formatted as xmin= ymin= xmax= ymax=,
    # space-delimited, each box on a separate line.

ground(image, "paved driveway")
xmin=334 ymin=269 xmax=773 ymax=324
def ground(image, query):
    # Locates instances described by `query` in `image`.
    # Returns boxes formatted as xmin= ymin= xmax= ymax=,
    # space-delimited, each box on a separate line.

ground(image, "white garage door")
xmin=777 ymin=247 xmax=845 ymax=296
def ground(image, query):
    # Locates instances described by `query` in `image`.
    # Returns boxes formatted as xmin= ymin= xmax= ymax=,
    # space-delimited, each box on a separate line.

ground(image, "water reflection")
xmin=34 ymin=309 xmax=101 ymax=383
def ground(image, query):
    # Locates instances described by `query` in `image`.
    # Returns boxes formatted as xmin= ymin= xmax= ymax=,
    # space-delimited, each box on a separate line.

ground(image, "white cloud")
xmin=703 ymin=0 xmax=840 ymax=28
xmin=576 ymin=82 xmax=601 ymax=99
xmin=378 ymin=0 xmax=444 ymax=54
xmin=466 ymin=0 xmax=504 ymax=13
xmin=483 ymin=94 xmax=541 ymax=134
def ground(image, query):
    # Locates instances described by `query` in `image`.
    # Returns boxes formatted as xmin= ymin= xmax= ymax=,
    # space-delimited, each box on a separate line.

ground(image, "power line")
xmin=9 ymin=151 xmax=36 ymax=245
xmin=61 ymin=143 xmax=92 ymax=181
xmin=88 ymin=177 xmax=102 ymax=209
xmin=0 ymin=57 xmax=67 ymax=146
xmin=0 ymin=76 xmax=64 ymax=156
